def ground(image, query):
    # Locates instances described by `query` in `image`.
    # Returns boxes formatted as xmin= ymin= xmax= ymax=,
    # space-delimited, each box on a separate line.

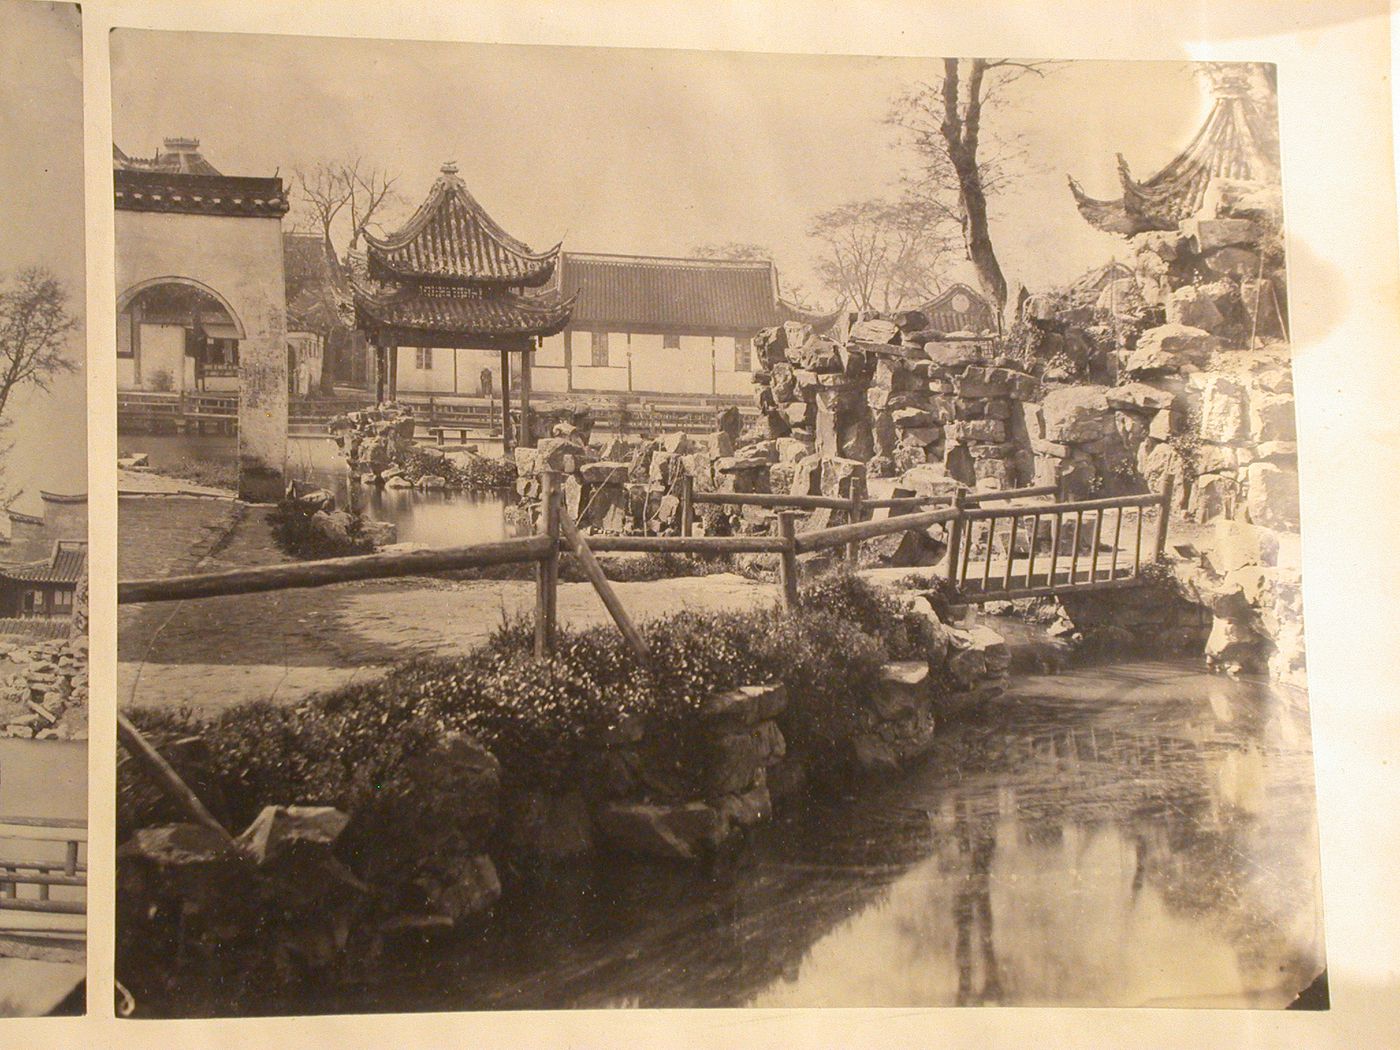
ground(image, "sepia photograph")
xmin=108 ymin=30 xmax=1323 ymax=1018
xmin=0 ymin=0 xmax=89 ymax=1019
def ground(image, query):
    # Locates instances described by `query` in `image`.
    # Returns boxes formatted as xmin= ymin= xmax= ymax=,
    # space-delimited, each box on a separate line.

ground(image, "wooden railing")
xmin=119 ymin=473 xmax=1173 ymax=643
xmin=0 ymin=816 xmax=87 ymax=917
xmin=949 ymin=477 xmax=1174 ymax=599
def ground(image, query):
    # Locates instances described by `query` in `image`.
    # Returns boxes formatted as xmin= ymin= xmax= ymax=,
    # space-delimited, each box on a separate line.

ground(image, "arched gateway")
xmin=114 ymin=139 xmax=291 ymax=500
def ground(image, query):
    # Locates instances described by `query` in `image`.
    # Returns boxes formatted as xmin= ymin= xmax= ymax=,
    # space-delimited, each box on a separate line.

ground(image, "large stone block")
xmin=1246 ymin=461 xmax=1300 ymax=530
xmin=1124 ymin=324 xmax=1220 ymax=376
xmin=1040 ymin=386 xmax=1113 ymax=443
xmin=1206 ymin=519 xmax=1280 ymax=574
xmin=1249 ymin=390 xmax=1297 ymax=444
xmin=1194 ymin=374 xmax=1249 ymax=444
xmin=703 ymin=682 xmax=788 ymax=728
xmin=954 ymin=366 xmax=1037 ymax=401
xmin=945 ymin=418 xmax=1007 ymax=444
xmin=871 ymin=661 xmax=931 ymax=720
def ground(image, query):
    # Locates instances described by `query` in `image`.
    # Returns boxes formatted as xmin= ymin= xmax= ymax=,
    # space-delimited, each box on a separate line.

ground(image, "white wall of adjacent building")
xmin=393 ymin=329 xmax=755 ymax=399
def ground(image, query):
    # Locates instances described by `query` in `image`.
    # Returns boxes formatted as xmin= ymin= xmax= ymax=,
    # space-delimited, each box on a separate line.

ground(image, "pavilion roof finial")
xmin=440 ymin=161 xmax=459 ymax=176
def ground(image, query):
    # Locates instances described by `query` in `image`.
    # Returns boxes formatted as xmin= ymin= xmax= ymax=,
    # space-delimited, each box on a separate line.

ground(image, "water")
xmin=127 ymin=432 xmax=513 ymax=547
xmin=289 ymin=658 xmax=1323 ymax=1015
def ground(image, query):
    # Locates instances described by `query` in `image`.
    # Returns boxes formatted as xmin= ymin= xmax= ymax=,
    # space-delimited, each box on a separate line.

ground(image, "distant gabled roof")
xmin=1069 ymin=74 xmax=1280 ymax=237
xmin=364 ymin=163 xmax=560 ymax=288
xmin=552 ymin=252 xmax=836 ymax=333
xmin=920 ymin=283 xmax=997 ymax=334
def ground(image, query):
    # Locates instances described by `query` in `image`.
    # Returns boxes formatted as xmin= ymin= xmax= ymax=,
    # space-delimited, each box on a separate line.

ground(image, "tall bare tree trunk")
xmin=940 ymin=59 xmax=1009 ymax=329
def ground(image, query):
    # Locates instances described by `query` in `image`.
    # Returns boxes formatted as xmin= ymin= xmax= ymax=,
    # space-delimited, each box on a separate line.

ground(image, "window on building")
xmin=415 ymin=348 xmax=434 ymax=370
xmin=590 ymin=331 xmax=609 ymax=368
xmin=662 ymin=332 xmax=681 ymax=349
xmin=734 ymin=337 xmax=754 ymax=372
xmin=22 ymin=590 xmax=41 ymax=616
xmin=54 ymin=589 xmax=73 ymax=613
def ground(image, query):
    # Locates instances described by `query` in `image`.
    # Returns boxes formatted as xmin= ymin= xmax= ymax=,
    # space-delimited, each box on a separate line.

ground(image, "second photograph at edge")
xmin=109 ymin=29 xmax=1323 ymax=1018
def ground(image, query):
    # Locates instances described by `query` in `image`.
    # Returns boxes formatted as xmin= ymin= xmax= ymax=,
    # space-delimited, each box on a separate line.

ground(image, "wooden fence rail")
xmin=118 ymin=475 xmax=1173 ymax=629
xmin=0 ymin=817 xmax=87 ymax=917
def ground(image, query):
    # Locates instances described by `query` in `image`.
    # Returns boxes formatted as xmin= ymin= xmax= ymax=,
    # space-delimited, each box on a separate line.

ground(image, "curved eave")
xmin=1068 ymin=175 xmax=1143 ymax=236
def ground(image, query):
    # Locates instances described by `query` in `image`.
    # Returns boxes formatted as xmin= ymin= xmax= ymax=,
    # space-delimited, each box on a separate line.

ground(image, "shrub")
xmin=798 ymin=565 xmax=930 ymax=660
xmin=756 ymin=607 xmax=888 ymax=759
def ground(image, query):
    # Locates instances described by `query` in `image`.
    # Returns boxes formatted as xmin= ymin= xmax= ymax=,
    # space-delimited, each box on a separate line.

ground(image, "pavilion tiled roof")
xmin=552 ymin=252 xmax=836 ymax=333
xmin=365 ymin=164 xmax=560 ymax=288
xmin=1069 ymin=76 xmax=1280 ymax=237
xmin=353 ymin=285 xmax=575 ymax=345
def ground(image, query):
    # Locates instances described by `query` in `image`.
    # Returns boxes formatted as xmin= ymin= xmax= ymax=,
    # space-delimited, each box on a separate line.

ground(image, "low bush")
xmin=797 ymin=566 xmax=932 ymax=661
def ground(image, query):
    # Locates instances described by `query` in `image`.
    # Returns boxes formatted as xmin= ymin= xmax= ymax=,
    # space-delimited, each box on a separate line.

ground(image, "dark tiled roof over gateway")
xmin=365 ymin=164 xmax=560 ymax=288
xmin=552 ymin=252 xmax=836 ymax=332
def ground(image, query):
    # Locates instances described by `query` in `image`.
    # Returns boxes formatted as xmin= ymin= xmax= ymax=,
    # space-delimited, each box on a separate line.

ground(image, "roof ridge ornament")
xmin=440 ymin=161 xmax=459 ymax=176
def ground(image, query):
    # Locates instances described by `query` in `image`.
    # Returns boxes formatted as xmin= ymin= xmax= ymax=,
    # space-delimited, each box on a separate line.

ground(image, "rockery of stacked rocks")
xmin=0 ymin=635 xmax=89 ymax=740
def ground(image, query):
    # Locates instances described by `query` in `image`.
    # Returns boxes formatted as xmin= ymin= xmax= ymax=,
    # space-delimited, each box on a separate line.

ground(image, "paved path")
xmin=120 ymin=573 xmax=776 ymax=712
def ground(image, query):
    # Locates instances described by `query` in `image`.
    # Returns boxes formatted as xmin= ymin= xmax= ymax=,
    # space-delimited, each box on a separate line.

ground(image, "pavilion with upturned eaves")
xmin=352 ymin=162 xmax=575 ymax=450
xmin=1067 ymin=67 xmax=1281 ymax=237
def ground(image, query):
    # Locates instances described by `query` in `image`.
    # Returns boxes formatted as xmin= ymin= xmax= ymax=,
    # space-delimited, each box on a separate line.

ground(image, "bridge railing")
xmin=0 ymin=816 xmax=87 ymax=918
xmin=951 ymin=477 xmax=1174 ymax=599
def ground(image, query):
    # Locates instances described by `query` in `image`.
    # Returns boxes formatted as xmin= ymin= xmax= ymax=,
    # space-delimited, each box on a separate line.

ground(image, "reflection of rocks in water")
xmin=260 ymin=661 xmax=1321 ymax=1016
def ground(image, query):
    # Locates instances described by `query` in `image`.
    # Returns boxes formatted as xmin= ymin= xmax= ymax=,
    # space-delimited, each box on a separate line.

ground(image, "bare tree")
xmin=0 ymin=267 xmax=78 ymax=505
xmin=293 ymin=158 xmax=404 ymax=255
xmin=808 ymin=196 xmax=958 ymax=314
xmin=0 ymin=267 xmax=78 ymax=425
xmin=889 ymin=59 xmax=1055 ymax=326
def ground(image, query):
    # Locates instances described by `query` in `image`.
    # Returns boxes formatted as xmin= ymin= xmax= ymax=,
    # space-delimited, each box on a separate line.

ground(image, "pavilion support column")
xmin=500 ymin=347 xmax=514 ymax=456
xmin=387 ymin=343 xmax=399 ymax=402
xmin=520 ymin=344 xmax=534 ymax=448
xmin=373 ymin=340 xmax=386 ymax=403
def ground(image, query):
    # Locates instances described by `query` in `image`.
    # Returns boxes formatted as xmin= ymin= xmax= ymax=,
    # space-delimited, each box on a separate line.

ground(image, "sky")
xmin=0 ymin=0 xmax=86 ymax=516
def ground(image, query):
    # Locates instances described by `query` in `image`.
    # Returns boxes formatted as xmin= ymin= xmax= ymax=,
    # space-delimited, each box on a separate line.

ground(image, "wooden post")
xmin=558 ymin=513 xmax=650 ymax=662
xmin=777 ymin=511 xmax=799 ymax=611
xmin=116 ymin=713 xmax=235 ymax=847
xmin=499 ymin=348 xmax=513 ymax=455
xmin=520 ymin=343 xmax=534 ymax=448
xmin=535 ymin=471 xmax=560 ymax=657
xmin=845 ymin=477 xmax=866 ymax=562
xmin=1154 ymin=474 xmax=1174 ymax=560
xmin=387 ymin=343 xmax=399 ymax=401
xmin=944 ymin=489 xmax=965 ymax=588
xmin=679 ymin=474 xmax=695 ymax=537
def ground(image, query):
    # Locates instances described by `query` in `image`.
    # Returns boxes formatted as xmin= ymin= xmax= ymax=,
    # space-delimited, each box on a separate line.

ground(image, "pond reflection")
xmin=125 ymin=432 xmax=513 ymax=547
xmin=280 ymin=659 xmax=1323 ymax=1015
